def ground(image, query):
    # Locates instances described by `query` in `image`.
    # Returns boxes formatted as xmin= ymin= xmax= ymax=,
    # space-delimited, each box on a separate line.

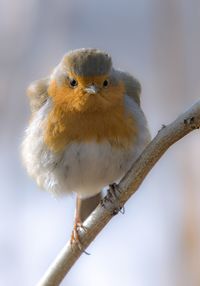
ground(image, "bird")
xmin=21 ymin=48 xmax=151 ymax=246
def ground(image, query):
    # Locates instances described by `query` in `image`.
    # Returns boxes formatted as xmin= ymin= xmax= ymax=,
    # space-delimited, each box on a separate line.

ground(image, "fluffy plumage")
xmin=22 ymin=48 xmax=150 ymax=199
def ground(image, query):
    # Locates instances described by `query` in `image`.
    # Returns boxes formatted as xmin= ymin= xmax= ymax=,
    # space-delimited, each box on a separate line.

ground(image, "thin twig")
xmin=37 ymin=100 xmax=200 ymax=286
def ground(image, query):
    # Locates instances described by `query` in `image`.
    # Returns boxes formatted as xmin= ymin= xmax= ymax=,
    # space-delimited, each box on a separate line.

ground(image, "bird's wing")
xmin=115 ymin=70 xmax=141 ymax=106
xmin=27 ymin=77 xmax=50 ymax=113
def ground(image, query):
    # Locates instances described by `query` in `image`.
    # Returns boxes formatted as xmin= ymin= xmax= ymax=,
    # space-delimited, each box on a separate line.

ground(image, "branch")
xmin=37 ymin=100 xmax=200 ymax=286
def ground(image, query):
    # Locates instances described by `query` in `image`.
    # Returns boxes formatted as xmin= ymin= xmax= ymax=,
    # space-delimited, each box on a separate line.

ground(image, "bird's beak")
xmin=84 ymin=85 xmax=98 ymax=94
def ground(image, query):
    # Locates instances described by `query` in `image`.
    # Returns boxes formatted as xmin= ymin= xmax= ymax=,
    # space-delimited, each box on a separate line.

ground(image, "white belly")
xmin=57 ymin=142 xmax=136 ymax=198
xmin=22 ymin=96 xmax=150 ymax=198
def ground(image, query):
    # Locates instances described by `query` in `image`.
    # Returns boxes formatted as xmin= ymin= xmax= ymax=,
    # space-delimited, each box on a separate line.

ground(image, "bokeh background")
xmin=1 ymin=0 xmax=200 ymax=285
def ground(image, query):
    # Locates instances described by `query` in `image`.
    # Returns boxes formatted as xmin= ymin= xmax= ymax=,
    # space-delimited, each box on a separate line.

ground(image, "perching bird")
xmin=22 ymin=48 xmax=151 ymax=244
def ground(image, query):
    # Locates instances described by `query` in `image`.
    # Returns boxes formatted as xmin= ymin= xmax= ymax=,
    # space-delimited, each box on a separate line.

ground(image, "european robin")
xmin=22 ymin=48 xmax=151 ymax=245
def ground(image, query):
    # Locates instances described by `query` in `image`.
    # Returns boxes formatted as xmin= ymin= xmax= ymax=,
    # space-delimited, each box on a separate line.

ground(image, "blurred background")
xmin=1 ymin=0 xmax=200 ymax=285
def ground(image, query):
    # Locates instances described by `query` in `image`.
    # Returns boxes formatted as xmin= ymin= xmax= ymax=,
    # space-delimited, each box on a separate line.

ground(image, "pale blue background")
xmin=1 ymin=0 xmax=200 ymax=285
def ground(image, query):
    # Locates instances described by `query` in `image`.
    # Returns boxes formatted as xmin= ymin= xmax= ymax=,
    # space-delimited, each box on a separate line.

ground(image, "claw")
xmin=101 ymin=183 xmax=125 ymax=215
xmin=108 ymin=183 xmax=121 ymax=198
xmin=70 ymin=197 xmax=90 ymax=255
xmin=184 ymin=117 xmax=197 ymax=129
xmin=70 ymin=220 xmax=90 ymax=255
xmin=70 ymin=221 xmax=82 ymax=249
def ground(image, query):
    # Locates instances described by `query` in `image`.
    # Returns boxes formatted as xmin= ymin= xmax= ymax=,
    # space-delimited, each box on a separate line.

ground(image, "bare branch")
xmin=37 ymin=100 xmax=200 ymax=286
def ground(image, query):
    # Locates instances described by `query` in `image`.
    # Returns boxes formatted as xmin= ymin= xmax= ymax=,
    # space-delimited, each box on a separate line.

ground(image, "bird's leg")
xmin=70 ymin=196 xmax=87 ymax=251
xmin=101 ymin=183 xmax=125 ymax=215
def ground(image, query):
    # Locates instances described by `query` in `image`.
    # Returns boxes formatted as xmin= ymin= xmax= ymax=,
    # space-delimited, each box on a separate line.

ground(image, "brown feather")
xmin=27 ymin=77 xmax=49 ymax=113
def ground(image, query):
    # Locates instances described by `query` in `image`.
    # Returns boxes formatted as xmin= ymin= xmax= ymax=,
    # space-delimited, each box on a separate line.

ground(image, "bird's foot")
xmin=70 ymin=219 xmax=90 ymax=255
xmin=184 ymin=116 xmax=198 ymax=129
xmin=101 ymin=183 xmax=125 ymax=215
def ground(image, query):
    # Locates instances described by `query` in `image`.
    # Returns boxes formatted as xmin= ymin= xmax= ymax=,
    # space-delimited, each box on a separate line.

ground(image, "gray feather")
xmin=114 ymin=70 xmax=141 ymax=106
xmin=62 ymin=48 xmax=112 ymax=77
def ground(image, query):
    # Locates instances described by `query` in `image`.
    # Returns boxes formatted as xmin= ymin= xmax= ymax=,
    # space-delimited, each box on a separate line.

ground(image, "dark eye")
xmin=103 ymin=79 xmax=109 ymax=88
xmin=69 ymin=78 xmax=78 ymax=88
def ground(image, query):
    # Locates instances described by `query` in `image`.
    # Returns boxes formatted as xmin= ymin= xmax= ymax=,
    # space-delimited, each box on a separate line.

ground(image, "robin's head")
xmin=48 ymin=48 xmax=125 ymax=113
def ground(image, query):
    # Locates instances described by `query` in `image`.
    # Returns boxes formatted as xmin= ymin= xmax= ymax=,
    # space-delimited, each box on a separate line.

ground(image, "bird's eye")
xmin=69 ymin=78 xmax=78 ymax=88
xmin=103 ymin=79 xmax=109 ymax=88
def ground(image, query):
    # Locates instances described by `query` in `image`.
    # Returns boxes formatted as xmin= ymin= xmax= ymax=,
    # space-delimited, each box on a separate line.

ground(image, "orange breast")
xmin=44 ymin=79 xmax=137 ymax=153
